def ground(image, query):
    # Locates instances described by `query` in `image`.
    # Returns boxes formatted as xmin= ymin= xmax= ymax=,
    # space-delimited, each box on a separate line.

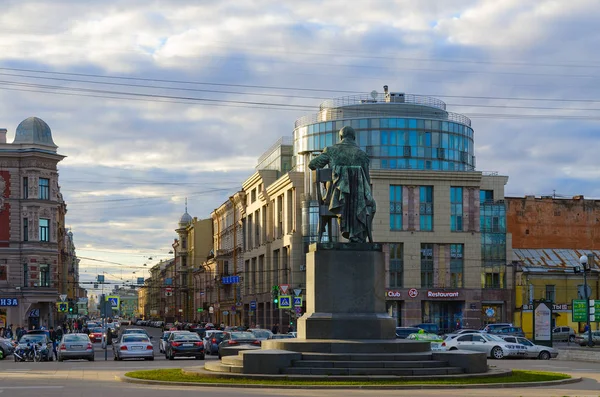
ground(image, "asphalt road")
xmin=0 ymin=326 xmax=599 ymax=397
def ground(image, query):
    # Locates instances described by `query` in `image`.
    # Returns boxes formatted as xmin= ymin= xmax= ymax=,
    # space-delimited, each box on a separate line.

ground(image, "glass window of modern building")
xmin=389 ymin=185 xmax=403 ymax=231
xmin=450 ymin=187 xmax=463 ymax=231
xmin=421 ymin=243 xmax=434 ymax=287
xmin=450 ymin=244 xmax=464 ymax=287
xmin=389 ymin=243 xmax=403 ymax=288
xmin=419 ymin=186 xmax=433 ymax=231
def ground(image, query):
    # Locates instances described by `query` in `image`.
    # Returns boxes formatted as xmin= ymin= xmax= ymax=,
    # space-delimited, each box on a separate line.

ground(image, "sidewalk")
xmin=555 ymin=342 xmax=600 ymax=362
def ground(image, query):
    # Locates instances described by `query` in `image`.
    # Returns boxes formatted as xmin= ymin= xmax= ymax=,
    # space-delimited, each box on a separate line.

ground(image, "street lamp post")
xmin=578 ymin=255 xmax=594 ymax=348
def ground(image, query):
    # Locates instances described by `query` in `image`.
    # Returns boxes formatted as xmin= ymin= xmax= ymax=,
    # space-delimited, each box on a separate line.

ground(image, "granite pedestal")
xmin=297 ymin=242 xmax=396 ymax=340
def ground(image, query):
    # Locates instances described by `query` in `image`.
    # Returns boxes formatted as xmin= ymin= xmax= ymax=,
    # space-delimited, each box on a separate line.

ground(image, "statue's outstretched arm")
xmin=308 ymin=150 xmax=330 ymax=170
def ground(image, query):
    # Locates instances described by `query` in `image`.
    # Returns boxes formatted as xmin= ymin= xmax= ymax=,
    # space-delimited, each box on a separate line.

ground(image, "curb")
xmin=116 ymin=373 xmax=582 ymax=390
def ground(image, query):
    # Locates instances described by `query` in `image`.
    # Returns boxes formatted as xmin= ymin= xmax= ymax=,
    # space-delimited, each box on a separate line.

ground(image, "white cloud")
xmin=2 ymin=0 xmax=600 ymax=294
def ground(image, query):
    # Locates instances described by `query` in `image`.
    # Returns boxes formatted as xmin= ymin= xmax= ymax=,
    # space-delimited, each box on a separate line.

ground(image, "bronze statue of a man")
xmin=309 ymin=126 xmax=376 ymax=243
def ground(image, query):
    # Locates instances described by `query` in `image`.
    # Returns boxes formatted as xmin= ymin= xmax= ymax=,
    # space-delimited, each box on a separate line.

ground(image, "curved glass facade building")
xmin=293 ymin=88 xmax=475 ymax=173
xmin=294 ymin=87 xmax=477 ymax=243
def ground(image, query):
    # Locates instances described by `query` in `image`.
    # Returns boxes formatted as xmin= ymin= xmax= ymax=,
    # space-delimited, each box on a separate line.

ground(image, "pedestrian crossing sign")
xmin=278 ymin=295 xmax=292 ymax=309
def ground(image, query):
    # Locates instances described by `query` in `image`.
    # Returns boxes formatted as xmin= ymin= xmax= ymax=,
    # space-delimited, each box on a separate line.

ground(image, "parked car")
xmin=15 ymin=334 xmax=54 ymax=361
xmin=271 ymin=334 xmax=296 ymax=340
xmin=218 ymin=331 xmax=262 ymax=359
xmin=441 ymin=332 xmax=528 ymax=359
xmin=481 ymin=323 xmax=512 ymax=333
xmin=0 ymin=337 xmax=15 ymax=358
xmin=490 ymin=327 xmax=525 ymax=337
xmin=121 ymin=328 xmax=150 ymax=338
xmin=574 ymin=330 xmax=600 ymax=346
xmin=112 ymin=334 xmax=154 ymax=361
xmin=500 ymin=336 xmax=558 ymax=359
xmin=165 ymin=331 xmax=205 ymax=360
xmin=552 ymin=326 xmax=576 ymax=342
xmin=395 ymin=327 xmax=422 ymax=339
xmin=58 ymin=333 xmax=94 ymax=362
xmin=20 ymin=329 xmax=51 ymax=341
xmin=89 ymin=328 xmax=104 ymax=343
xmin=412 ymin=323 xmax=440 ymax=335
xmin=247 ymin=328 xmax=273 ymax=341
xmin=159 ymin=331 xmax=191 ymax=353
xmin=443 ymin=330 xmax=483 ymax=340
xmin=203 ymin=331 xmax=224 ymax=355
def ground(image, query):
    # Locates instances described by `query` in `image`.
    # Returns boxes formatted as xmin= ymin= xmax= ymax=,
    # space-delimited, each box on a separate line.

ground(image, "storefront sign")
xmin=522 ymin=303 xmax=568 ymax=311
xmin=408 ymin=288 xmax=419 ymax=298
xmin=427 ymin=291 xmax=459 ymax=298
xmin=0 ymin=298 xmax=18 ymax=306
xmin=386 ymin=290 xmax=402 ymax=299
xmin=28 ymin=309 xmax=40 ymax=317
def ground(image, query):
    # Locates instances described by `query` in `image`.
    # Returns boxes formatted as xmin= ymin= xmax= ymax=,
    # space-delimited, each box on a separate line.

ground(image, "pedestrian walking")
xmin=49 ymin=327 xmax=58 ymax=360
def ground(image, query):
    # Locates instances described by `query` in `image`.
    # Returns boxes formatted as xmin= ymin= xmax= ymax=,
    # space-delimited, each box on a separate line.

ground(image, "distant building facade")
xmin=507 ymin=195 xmax=600 ymax=335
xmin=0 ymin=117 xmax=68 ymax=329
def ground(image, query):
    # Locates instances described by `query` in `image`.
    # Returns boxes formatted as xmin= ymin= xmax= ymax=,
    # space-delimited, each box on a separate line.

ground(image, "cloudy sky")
xmin=2 ymin=0 xmax=599 ymax=295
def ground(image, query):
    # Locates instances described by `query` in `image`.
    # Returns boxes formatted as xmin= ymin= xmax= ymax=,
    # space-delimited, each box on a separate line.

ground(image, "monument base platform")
xmin=205 ymin=339 xmax=488 ymax=376
xmin=299 ymin=243 xmax=396 ymax=340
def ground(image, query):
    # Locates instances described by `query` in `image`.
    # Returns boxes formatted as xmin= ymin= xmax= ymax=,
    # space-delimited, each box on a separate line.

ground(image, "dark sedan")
xmin=165 ymin=332 xmax=205 ymax=360
xmin=217 ymin=331 xmax=261 ymax=359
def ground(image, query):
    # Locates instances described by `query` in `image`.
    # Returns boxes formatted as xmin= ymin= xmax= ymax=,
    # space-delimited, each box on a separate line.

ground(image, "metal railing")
xmin=318 ymin=93 xmax=447 ymax=111
xmin=256 ymin=136 xmax=293 ymax=165
xmin=294 ymin=109 xmax=471 ymax=129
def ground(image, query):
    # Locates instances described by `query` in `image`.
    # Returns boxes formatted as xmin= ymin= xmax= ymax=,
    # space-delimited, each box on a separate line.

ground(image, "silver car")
xmin=500 ymin=336 xmax=558 ymax=359
xmin=58 ymin=333 xmax=94 ymax=362
xmin=442 ymin=332 xmax=528 ymax=359
xmin=113 ymin=334 xmax=154 ymax=361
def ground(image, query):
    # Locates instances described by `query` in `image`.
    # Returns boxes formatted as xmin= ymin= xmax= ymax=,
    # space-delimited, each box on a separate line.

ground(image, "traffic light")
xmin=271 ymin=285 xmax=279 ymax=304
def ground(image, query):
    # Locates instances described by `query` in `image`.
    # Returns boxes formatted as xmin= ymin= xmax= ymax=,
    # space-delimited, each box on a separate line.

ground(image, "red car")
xmin=89 ymin=327 xmax=104 ymax=343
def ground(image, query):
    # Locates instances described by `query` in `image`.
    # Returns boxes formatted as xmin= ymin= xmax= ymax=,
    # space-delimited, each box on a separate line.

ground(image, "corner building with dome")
xmin=0 ymin=117 xmax=69 ymax=329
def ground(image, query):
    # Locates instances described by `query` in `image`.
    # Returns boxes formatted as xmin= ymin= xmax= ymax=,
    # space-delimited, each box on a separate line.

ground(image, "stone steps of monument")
xmin=221 ymin=355 xmax=243 ymax=367
xmin=282 ymin=366 xmax=464 ymax=376
xmin=301 ymin=352 xmax=434 ymax=361
xmin=292 ymin=359 xmax=448 ymax=369
xmin=204 ymin=360 xmax=244 ymax=374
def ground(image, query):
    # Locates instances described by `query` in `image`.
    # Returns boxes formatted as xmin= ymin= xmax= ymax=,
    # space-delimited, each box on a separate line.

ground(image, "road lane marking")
xmin=0 ymin=386 xmax=64 ymax=389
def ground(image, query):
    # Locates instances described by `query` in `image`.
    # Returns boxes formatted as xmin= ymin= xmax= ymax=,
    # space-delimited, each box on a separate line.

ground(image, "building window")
xmin=23 ymin=177 xmax=29 ymax=199
xmin=0 ymin=265 xmax=7 ymax=281
xmin=450 ymin=187 xmax=463 ymax=231
xmin=450 ymin=244 xmax=464 ymax=287
xmin=23 ymin=264 xmax=28 ymax=286
xmin=39 ymin=264 xmax=50 ymax=287
xmin=545 ymin=285 xmax=556 ymax=302
xmin=480 ymin=189 xmax=493 ymax=203
xmin=39 ymin=218 xmax=50 ymax=242
xmin=389 ymin=185 xmax=403 ymax=231
xmin=251 ymin=188 xmax=257 ymax=203
xmin=273 ymin=249 xmax=280 ymax=286
xmin=39 ymin=178 xmax=50 ymax=200
xmin=23 ymin=218 xmax=28 ymax=241
xmin=419 ymin=186 xmax=433 ymax=231
xmin=484 ymin=272 xmax=502 ymax=288
xmin=389 ymin=243 xmax=403 ymax=288
xmin=258 ymin=255 xmax=265 ymax=293
xmin=421 ymin=243 xmax=434 ymax=287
